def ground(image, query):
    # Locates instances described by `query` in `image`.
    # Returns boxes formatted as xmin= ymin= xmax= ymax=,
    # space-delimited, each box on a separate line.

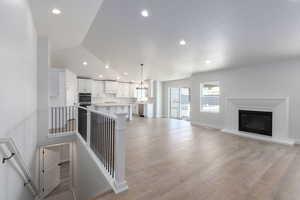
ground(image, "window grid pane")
xmin=200 ymin=82 xmax=220 ymax=113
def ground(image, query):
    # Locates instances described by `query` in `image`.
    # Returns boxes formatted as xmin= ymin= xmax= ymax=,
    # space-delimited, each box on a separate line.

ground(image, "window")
xmin=169 ymin=88 xmax=191 ymax=120
xmin=200 ymin=81 xmax=220 ymax=113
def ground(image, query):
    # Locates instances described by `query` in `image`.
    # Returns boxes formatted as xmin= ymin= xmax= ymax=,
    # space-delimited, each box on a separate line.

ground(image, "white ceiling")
xmin=51 ymin=46 xmax=120 ymax=80
xmin=30 ymin=0 xmax=300 ymax=81
xmin=28 ymin=0 xmax=104 ymax=50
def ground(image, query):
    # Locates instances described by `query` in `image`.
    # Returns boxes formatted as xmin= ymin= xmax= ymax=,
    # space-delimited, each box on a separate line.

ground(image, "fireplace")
xmin=239 ymin=110 xmax=273 ymax=136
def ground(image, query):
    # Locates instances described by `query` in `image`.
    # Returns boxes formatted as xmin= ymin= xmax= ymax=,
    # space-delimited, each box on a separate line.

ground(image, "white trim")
xmin=191 ymin=121 xmax=221 ymax=130
xmin=48 ymin=132 xmax=76 ymax=138
xmin=224 ymin=97 xmax=290 ymax=145
xmin=221 ymin=129 xmax=295 ymax=146
xmin=200 ymin=81 xmax=220 ymax=113
xmin=293 ymin=140 xmax=300 ymax=145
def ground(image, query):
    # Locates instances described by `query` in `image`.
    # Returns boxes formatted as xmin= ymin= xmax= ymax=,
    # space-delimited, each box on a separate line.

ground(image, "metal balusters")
xmin=88 ymin=110 xmax=116 ymax=179
xmin=48 ymin=106 xmax=77 ymax=136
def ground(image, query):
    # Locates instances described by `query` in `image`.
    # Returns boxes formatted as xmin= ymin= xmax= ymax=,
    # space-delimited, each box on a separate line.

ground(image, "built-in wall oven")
xmin=78 ymin=93 xmax=91 ymax=107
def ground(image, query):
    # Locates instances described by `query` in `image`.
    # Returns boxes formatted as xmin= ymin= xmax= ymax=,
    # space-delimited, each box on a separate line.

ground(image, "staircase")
xmin=0 ymin=105 xmax=128 ymax=200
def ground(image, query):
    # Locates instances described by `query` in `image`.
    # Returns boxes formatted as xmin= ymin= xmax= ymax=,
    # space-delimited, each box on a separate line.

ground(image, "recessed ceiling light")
xmin=179 ymin=40 xmax=187 ymax=46
xmin=98 ymin=74 xmax=103 ymax=78
xmin=105 ymin=65 xmax=110 ymax=69
xmin=205 ymin=60 xmax=212 ymax=64
xmin=116 ymin=76 xmax=121 ymax=80
xmin=141 ymin=9 xmax=149 ymax=17
xmin=52 ymin=8 xmax=62 ymax=15
xmin=83 ymin=61 xmax=88 ymax=66
xmin=123 ymin=72 xmax=128 ymax=76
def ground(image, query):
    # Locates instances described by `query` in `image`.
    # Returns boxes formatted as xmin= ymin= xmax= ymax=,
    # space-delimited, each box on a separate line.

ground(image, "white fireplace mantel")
xmin=221 ymin=97 xmax=294 ymax=145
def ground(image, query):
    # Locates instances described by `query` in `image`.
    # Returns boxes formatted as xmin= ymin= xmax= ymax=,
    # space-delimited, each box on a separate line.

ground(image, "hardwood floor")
xmin=97 ymin=117 xmax=300 ymax=200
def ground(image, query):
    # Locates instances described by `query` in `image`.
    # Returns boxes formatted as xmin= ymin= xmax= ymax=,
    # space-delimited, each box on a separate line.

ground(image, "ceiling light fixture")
xmin=98 ymin=74 xmax=103 ymax=78
xmin=105 ymin=65 xmax=110 ymax=69
xmin=52 ymin=8 xmax=62 ymax=15
xmin=137 ymin=64 xmax=149 ymax=102
xmin=83 ymin=61 xmax=88 ymax=66
xmin=116 ymin=76 xmax=121 ymax=80
xmin=179 ymin=40 xmax=187 ymax=46
xmin=205 ymin=60 xmax=212 ymax=64
xmin=141 ymin=9 xmax=149 ymax=17
xmin=123 ymin=72 xmax=128 ymax=76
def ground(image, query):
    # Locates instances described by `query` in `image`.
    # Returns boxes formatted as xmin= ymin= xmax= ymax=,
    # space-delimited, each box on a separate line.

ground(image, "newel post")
xmin=75 ymin=106 xmax=79 ymax=134
xmin=114 ymin=113 xmax=128 ymax=193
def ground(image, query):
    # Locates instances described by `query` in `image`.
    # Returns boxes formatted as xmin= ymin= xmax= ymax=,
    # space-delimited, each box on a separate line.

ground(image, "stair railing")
xmin=0 ymin=137 xmax=39 ymax=197
xmin=77 ymin=106 xmax=128 ymax=193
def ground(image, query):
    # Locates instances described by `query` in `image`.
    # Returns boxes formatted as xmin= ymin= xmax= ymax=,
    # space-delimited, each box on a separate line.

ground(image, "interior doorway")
xmin=169 ymin=87 xmax=191 ymax=120
xmin=40 ymin=143 xmax=73 ymax=198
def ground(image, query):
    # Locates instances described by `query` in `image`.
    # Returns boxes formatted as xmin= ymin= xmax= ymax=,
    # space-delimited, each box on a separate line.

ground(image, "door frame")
xmin=168 ymin=87 xmax=191 ymax=120
xmin=39 ymin=142 xmax=73 ymax=196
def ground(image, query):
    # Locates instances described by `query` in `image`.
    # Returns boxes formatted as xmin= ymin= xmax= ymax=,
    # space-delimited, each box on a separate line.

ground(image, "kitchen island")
xmin=91 ymin=103 xmax=133 ymax=120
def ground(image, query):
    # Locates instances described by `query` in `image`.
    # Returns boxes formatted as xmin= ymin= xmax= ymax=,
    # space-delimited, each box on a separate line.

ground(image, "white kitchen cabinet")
xmin=78 ymin=78 xmax=92 ymax=93
xmin=104 ymin=81 xmax=119 ymax=94
xmin=92 ymin=81 xmax=104 ymax=97
xmin=49 ymin=68 xmax=77 ymax=106
xmin=130 ymin=83 xmax=139 ymax=98
xmin=117 ymin=82 xmax=131 ymax=97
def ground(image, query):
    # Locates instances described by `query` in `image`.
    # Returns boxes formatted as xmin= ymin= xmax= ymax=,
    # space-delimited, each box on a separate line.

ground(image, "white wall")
xmin=162 ymin=78 xmax=191 ymax=117
xmin=37 ymin=38 xmax=50 ymax=144
xmin=0 ymin=0 xmax=38 ymax=199
xmin=191 ymin=60 xmax=300 ymax=140
xmin=153 ymin=80 xmax=163 ymax=118
xmin=73 ymin=137 xmax=111 ymax=200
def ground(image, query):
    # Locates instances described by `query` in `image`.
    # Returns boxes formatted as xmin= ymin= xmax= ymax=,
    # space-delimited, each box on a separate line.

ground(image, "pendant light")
xmin=137 ymin=64 xmax=148 ymax=102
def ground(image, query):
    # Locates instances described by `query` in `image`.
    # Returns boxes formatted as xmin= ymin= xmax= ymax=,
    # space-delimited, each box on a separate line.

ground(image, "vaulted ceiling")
xmin=29 ymin=0 xmax=300 ymax=81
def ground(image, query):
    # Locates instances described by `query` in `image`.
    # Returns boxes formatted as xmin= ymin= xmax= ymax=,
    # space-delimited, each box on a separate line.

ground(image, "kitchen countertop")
xmin=93 ymin=103 xmax=133 ymax=107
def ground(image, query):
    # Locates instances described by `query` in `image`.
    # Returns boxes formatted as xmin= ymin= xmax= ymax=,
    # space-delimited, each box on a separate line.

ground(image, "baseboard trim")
xmin=191 ymin=121 xmax=221 ymax=130
xmin=90 ymin=189 xmax=113 ymax=200
xmin=114 ymin=181 xmax=129 ymax=194
xmin=221 ymin=129 xmax=295 ymax=146
xmin=293 ymin=140 xmax=300 ymax=145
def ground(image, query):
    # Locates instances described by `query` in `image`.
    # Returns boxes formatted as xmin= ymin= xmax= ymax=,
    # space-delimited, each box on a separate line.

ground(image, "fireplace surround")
xmin=222 ymin=97 xmax=293 ymax=145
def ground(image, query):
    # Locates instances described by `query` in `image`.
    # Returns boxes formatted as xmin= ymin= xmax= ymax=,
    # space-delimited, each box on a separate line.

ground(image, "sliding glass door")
xmin=169 ymin=88 xmax=190 ymax=120
xmin=180 ymin=88 xmax=190 ymax=120
xmin=169 ymin=88 xmax=181 ymax=119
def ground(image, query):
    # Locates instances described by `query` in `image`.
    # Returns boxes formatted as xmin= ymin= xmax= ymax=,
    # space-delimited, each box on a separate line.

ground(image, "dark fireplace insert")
xmin=239 ymin=110 xmax=273 ymax=136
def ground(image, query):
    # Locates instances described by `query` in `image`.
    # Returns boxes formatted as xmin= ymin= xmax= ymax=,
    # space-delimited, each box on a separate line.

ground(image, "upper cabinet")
xmin=78 ymin=79 xmax=93 ymax=93
xmin=49 ymin=68 xmax=77 ymax=106
xmin=117 ymin=82 xmax=130 ymax=97
xmin=104 ymin=81 xmax=119 ymax=94
xmin=77 ymin=78 xmax=144 ymax=98
xmin=92 ymin=81 xmax=104 ymax=97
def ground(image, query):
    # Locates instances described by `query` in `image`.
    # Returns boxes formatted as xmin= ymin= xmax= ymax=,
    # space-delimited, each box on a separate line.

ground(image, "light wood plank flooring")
xmin=97 ymin=117 xmax=300 ymax=200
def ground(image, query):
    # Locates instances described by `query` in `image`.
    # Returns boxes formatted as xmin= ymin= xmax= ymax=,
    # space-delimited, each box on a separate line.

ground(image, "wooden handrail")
xmin=76 ymin=105 xmax=118 ymax=120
